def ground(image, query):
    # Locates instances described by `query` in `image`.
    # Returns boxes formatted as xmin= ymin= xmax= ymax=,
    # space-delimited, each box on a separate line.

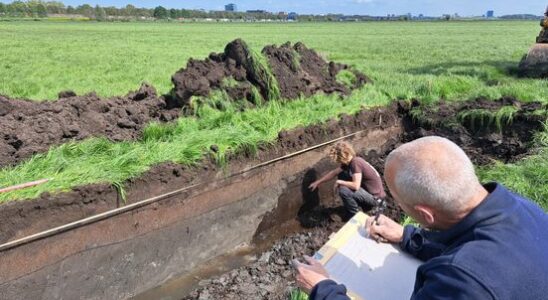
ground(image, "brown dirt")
xmin=262 ymin=42 xmax=369 ymax=99
xmin=169 ymin=39 xmax=370 ymax=109
xmin=0 ymin=83 xmax=181 ymax=167
xmin=182 ymin=223 xmax=339 ymax=300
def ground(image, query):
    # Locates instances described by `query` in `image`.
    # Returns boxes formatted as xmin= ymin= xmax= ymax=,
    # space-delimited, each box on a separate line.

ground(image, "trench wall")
xmin=0 ymin=125 xmax=401 ymax=300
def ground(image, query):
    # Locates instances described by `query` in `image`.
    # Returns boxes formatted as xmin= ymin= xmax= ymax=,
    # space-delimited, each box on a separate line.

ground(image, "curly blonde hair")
xmin=329 ymin=142 xmax=356 ymax=165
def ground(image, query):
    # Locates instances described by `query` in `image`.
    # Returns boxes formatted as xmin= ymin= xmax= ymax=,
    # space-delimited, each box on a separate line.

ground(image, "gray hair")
xmin=385 ymin=136 xmax=480 ymax=213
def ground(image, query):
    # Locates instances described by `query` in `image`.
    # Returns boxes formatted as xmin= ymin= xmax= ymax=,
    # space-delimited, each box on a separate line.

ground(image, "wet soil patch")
xmin=182 ymin=222 xmax=340 ymax=300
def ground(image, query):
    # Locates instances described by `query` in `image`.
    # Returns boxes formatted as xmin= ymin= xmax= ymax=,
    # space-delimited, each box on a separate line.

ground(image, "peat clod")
xmin=170 ymin=39 xmax=370 ymax=109
xmin=128 ymin=82 xmax=157 ymax=101
xmin=58 ymin=90 xmax=77 ymax=99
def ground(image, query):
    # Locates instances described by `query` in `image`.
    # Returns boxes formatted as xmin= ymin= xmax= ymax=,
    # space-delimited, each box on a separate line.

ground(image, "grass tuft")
xmin=250 ymin=47 xmax=282 ymax=101
xmin=289 ymin=288 xmax=309 ymax=300
xmin=457 ymin=106 xmax=518 ymax=133
xmin=336 ymin=69 xmax=357 ymax=88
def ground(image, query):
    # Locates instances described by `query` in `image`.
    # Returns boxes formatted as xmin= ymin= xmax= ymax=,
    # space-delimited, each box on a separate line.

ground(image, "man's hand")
xmin=366 ymin=214 xmax=404 ymax=243
xmin=292 ymin=255 xmax=329 ymax=294
xmin=309 ymin=181 xmax=320 ymax=191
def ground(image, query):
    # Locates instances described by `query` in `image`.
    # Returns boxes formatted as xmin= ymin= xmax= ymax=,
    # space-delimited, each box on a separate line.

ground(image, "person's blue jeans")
xmin=337 ymin=170 xmax=377 ymax=216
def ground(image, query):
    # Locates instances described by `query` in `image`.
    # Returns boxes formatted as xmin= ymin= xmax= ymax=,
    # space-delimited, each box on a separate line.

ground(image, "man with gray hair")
xmin=294 ymin=136 xmax=548 ymax=299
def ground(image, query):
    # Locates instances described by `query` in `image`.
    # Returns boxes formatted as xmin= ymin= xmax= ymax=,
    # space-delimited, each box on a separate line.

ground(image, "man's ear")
xmin=414 ymin=204 xmax=435 ymax=225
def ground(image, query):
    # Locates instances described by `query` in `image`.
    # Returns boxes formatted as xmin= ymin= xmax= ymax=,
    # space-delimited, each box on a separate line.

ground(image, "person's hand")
xmin=292 ymin=255 xmax=329 ymax=294
xmin=366 ymin=214 xmax=404 ymax=243
xmin=332 ymin=180 xmax=340 ymax=194
xmin=309 ymin=181 xmax=320 ymax=191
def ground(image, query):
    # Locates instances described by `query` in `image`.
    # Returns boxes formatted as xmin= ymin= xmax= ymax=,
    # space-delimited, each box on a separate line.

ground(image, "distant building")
xmin=225 ymin=3 xmax=237 ymax=12
xmin=486 ymin=10 xmax=494 ymax=18
xmin=288 ymin=12 xmax=298 ymax=20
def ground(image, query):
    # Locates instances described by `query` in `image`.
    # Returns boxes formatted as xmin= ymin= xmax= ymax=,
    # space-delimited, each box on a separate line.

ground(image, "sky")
xmin=7 ymin=0 xmax=548 ymax=16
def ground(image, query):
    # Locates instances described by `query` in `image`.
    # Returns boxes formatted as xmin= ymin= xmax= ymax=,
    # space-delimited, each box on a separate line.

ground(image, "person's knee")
xmin=338 ymin=186 xmax=353 ymax=198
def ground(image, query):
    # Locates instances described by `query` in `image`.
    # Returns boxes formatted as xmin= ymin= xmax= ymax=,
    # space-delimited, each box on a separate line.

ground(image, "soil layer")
xmin=1 ymin=97 xmax=544 ymax=245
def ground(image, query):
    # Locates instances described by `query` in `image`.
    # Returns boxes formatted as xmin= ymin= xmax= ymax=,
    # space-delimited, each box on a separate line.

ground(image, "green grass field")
xmin=0 ymin=21 xmax=546 ymax=210
xmin=0 ymin=21 xmax=546 ymax=101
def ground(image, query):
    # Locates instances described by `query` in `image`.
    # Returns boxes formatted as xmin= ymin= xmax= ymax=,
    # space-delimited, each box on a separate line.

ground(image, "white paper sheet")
xmin=315 ymin=213 xmax=422 ymax=300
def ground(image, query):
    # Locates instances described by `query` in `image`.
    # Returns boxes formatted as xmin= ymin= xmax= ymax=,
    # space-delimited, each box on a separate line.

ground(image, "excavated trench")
xmin=0 ymin=97 xmax=545 ymax=300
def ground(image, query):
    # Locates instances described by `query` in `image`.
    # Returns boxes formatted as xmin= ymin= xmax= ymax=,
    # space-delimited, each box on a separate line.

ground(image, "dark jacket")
xmin=310 ymin=183 xmax=548 ymax=300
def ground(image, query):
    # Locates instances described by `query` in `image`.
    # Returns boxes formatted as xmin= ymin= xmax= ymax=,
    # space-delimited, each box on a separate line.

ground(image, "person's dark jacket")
xmin=310 ymin=183 xmax=548 ymax=300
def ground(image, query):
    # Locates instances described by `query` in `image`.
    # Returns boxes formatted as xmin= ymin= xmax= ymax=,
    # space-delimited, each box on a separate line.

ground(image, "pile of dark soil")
xmin=169 ymin=39 xmax=370 ymax=109
xmin=0 ymin=83 xmax=181 ymax=167
xmin=0 ymin=40 xmax=369 ymax=169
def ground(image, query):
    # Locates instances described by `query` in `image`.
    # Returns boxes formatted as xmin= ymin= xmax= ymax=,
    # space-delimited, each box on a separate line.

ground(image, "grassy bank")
xmin=0 ymin=87 xmax=390 ymax=203
xmin=0 ymin=21 xmax=546 ymax=101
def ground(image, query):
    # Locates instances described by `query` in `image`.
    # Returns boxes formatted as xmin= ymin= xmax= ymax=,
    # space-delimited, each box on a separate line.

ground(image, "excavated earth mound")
xmin=0 ymin=83 xmax=181 ymax=168
xmin=169 ymin=39 xmax=370 ymax=109
xmin=0 ymin=40 xmax=369 ymax=168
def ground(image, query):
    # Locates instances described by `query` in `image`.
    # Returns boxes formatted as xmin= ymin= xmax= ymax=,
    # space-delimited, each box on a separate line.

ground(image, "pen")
xmin=374 ymin=198 xmax=386 ymax=225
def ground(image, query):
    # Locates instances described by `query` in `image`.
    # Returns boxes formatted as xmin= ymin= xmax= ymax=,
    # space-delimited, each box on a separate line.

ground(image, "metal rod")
xmin=0 ymin=129 xmax=367 ymax=252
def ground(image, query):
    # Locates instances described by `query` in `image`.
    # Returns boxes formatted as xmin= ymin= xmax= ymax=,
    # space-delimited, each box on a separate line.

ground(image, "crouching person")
xmin=308 ymin=142 xmax=385 ymax=218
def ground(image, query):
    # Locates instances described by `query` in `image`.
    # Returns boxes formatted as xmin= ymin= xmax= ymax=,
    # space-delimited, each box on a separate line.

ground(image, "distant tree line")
xmin=2 ymin=1 xmax=540 ymax=22
xmin=0 ymin=0 xmax=293 ymax=21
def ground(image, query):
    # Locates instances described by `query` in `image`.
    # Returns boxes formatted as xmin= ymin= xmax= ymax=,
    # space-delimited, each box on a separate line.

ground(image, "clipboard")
xmin=313 ymin=212 xmax=421 ymax=300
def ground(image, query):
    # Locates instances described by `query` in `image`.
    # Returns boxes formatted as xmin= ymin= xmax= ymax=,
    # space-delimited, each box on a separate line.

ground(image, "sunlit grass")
xmin=0 ymin=21 xmax=546 ymax=101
